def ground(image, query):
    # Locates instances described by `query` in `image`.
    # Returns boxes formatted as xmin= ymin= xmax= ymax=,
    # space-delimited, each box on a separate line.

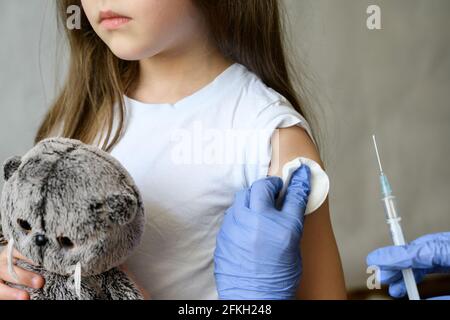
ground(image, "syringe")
xmin=372 ymin=135 xmax=420 ymax=300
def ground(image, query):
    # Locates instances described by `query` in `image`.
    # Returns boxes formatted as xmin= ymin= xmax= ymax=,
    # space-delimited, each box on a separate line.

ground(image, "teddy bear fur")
xmin=0 ymin=138 xmax=145 ymax=300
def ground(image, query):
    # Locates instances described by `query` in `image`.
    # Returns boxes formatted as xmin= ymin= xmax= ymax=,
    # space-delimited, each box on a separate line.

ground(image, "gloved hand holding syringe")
xmin=371 ymin=135 xmax=421 ymax=300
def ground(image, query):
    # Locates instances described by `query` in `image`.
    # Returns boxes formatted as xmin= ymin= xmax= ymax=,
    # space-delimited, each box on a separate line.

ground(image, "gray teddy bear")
xmin=0 ymin=138 xmax=145 ymax=300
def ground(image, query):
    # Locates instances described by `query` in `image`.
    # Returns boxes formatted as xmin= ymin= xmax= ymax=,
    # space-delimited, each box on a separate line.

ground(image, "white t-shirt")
xmin=107 ymin=63 xmax=313 ymax=299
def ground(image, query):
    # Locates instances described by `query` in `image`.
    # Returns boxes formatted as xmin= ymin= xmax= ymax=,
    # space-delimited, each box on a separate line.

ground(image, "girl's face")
xmin=81 ymin=0 xmax=205 ymax=61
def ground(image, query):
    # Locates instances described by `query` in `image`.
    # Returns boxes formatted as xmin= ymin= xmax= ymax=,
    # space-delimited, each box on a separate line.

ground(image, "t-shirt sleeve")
xmin=243 ymin=100 xmax=315 ymax=186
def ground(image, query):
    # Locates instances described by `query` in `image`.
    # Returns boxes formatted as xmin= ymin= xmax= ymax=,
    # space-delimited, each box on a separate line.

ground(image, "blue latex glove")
xmin=214 ymin=165 xmax=311 ymax=300
xmin=367 ymin=232 xmax=450 ymax=300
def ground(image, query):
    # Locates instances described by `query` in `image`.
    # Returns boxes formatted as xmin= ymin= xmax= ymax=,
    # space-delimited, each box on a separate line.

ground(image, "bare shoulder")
xmin=269 ymin=126 xmax=323 ymax=177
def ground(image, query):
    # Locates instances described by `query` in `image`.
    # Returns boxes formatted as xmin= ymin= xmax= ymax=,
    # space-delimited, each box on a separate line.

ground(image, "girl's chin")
xmin=107 ymin=42 xmax=159 ymax=61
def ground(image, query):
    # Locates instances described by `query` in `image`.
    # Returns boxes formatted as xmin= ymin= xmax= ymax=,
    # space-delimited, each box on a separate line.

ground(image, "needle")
xmin=372 ymin=134 xmax=383 ymax=174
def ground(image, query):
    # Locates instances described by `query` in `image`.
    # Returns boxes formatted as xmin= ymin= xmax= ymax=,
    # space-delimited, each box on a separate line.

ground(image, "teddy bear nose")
xmin=34 ymin=234 xmax=48 ymax=247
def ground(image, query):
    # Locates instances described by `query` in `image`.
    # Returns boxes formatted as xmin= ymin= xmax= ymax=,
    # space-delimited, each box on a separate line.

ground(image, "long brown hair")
xmin=36 ymin=0 xmax=319 ymax=153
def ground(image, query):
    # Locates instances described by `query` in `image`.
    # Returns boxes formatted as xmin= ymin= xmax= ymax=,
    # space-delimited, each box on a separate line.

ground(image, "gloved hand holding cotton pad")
xmin=276 ymin=157 xmax=330 ymax=214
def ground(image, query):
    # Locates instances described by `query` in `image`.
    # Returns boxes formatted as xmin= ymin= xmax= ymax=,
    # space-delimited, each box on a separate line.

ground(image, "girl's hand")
xmin=0 ymin=246 xmax=44 ymax=300
xmin=119 ymin=264 xmax=151 ymax=300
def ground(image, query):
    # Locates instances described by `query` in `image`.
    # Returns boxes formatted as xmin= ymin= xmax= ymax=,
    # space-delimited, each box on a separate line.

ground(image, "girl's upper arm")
xmin=268 ymin=126 xmax=347 ymax=300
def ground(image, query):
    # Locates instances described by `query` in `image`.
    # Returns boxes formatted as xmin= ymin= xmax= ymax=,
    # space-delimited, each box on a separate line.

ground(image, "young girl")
xmin=0 ymin=0 xmax=346 ymax=299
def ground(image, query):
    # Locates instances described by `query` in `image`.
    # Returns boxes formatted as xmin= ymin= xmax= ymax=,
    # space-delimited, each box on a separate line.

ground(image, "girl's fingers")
xmin=120 ymin=265 xmax=151 ymax=300
xmin=0 ymin=281 xmax=30 ymax=300
xmin=0 ymin=262 xmax=44 ymax=289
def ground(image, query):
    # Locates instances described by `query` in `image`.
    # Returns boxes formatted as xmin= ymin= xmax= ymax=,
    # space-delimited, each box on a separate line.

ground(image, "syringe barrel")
xmin=385 ymin=209 xmax=420 ymax=299
xmin=381 ymin=195 xmax=400 ymax=220
xmin=382 ymin=196 xmax=406 ymax=245
xmin=387 ymin=215 xmax=407 ymax=246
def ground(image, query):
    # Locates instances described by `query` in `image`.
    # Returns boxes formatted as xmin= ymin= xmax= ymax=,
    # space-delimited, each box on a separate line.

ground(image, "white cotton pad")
xmin=276 ymin=157 xmax=330 ymax=215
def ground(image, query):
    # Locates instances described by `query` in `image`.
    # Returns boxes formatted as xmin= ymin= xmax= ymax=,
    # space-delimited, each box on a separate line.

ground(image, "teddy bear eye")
xmin=17 ymin=219 xmax=32 ymax=233
xmin=57 ymin=236 xmax=74 ymax=249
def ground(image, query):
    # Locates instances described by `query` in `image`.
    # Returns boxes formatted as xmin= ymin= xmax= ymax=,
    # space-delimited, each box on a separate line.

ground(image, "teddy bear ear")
xmin=3 ymin=156 xmax=22 ymax=181
xmin=105 ymin=192 xmax=138 ymax=226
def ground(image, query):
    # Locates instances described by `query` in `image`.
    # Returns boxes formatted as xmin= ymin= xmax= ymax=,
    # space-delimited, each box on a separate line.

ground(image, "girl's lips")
xmin=99 ymin=10 xmax=131 ymax=30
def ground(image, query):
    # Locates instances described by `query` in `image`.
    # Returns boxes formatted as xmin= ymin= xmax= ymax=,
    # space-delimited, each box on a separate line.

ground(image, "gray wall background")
xmin=1 ymin=0 xmax=449 ymax=290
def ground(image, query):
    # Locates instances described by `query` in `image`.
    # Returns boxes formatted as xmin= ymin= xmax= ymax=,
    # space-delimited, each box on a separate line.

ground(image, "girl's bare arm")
xmin=269 ymin=126 xmax=347 ymax=299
